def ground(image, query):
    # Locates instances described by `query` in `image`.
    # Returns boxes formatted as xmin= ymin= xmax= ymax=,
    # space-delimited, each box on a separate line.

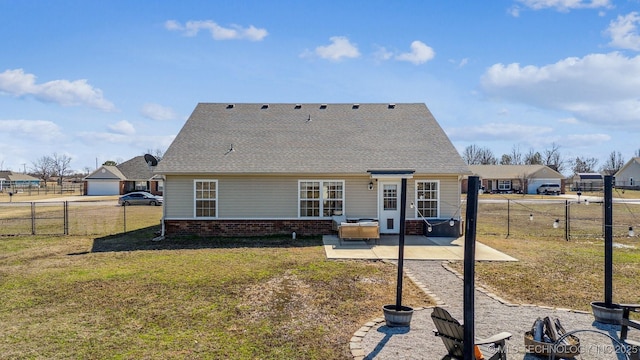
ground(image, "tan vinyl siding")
xmin=164 ymin=174 xmax=461 ymax=220
xmin=344 ymin=177 xmax=378 ymax=219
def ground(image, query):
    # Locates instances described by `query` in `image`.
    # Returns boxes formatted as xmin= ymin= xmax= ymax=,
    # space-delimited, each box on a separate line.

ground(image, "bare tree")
xmin=600 ymin=151 xmax=625 ymax=175
xmin=571 ymin=156 xmax=599 ymax=174
xmin=52 ymin=153 xmax=72 ymax=185
xmin=145 ymin=148 xmax=165 ymax=161
xmin=500 ymin=154 xmax=513 ymax=165
xmin=510 ymin=145 xmax=524 ymax=165
xmin=462 ymin=144 xmax=496 ymax=165
xmin=635 ymin=149 xmax=640 ymax=158
xmin=542 ymin=143 xmax=566 ymax=173
xmin=31 ymin=156 xmax=54 ymax=187
xmin=524 ymin=148 xmax=542 ymax=165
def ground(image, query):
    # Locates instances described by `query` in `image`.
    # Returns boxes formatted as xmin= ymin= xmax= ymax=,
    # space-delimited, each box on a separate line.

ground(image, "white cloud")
xmin=140 ymin=103 xmax=177 ymax=121
xmin=605 ymin=12 xmax=640 ymax=51
xmin=108 ymin=120 xmax=135 ymax=136
xmin=516 ymin=0 xmax=613 ymax=12
xmin=310 ymin=36 xmax=360 ymax=61
xmin=563 ymin=133 xmax=611 ymax=147
xmin=165 ymin=20 xmax=267 ymax=41
xmin=480 ymin=52 xmax=640 ymax=126
xmin=0 ymin=119 xmax=63 ymax=141
xmin=447 ymin=122 xmax=554 ymax=141
xmin=395 ymin=41 xmax=435 ymax=65
xmin=0 ymin=69 xmax=115 ymax=111
xmin=373 ymin=46 xmax=393 ymax=62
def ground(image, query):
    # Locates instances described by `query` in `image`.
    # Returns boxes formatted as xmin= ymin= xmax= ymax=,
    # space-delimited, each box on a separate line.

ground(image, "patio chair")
xmin=431 ymin=307 xmax=512 ymax=360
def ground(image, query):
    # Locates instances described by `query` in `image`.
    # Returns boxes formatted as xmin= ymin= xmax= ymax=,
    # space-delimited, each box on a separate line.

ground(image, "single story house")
xmin=0 ymin=171 xmax=41 ymax=191
xmin=463 ymin=165 xmax=565 ymax=194
xmin=615 ymin=157 xmax=640 ymax=189
xmin=570 ymin=173 xmax=603 ymax=191
xmin=154 ymin=103 xmax=471 ymax=237
xmin=84 ymin=155 xmax=163 ymax=196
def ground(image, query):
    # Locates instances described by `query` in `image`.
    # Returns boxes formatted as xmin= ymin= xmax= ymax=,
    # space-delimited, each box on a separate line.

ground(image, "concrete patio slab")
xmin=322 ymin=234 xmax=517 ymax=261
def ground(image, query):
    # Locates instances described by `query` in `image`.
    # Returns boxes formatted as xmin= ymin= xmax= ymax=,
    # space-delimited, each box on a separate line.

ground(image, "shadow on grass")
xmin=89 ymin=226 xmax=323 ymax=253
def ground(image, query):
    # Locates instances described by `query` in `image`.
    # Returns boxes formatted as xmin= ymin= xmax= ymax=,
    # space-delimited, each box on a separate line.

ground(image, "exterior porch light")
xmin=368 ymin=181 xmax=374 ymax=190
xmin=449 ymin=218 xmax=455 ymax=227
xmin=427 ymin=225 xmax=433 ymax=232
xmin=629 ymin=226 xmax=634 ymax=237
xmin=553 ymin=219 xmax=560 ymax=229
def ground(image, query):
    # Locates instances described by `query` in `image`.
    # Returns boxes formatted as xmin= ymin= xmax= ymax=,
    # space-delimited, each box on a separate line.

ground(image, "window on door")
xmin=383 ymin=184 xmax=397 ymax=210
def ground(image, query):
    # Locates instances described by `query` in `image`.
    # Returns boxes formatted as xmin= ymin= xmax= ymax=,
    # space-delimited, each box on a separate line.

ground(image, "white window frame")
xmin=194 ymin=179 xmax=218 ymax=218
xmin=498 ymin=179 xmax=511 ymax=191
xmin=298 ymin=180 xmax=345 ymax=218
xmin=135 ymin=181 xmax=147 ymax=191
xmin=414 ymin=180 xmax=440 ymax=218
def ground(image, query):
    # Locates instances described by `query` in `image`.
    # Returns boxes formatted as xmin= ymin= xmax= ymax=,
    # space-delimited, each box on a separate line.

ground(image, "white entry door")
xmin=379 ymin=181 xmax=401 ymax=234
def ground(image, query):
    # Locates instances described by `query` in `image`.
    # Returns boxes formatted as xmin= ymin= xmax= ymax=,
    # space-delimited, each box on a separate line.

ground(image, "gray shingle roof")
xmin=155 ymin=103 xmax=470 ymax=175
xmin=116 ymin=156 xmax=156 ymax=180
xmin=468 ymin=165 xmax=564 ymax=179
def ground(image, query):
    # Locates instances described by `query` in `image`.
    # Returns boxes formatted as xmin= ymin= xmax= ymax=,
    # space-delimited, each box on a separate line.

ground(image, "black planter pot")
xmin=591 ymin=301 xmax=623 ymax=325
xmin=382 ymin=304 xmax=414 ymax=327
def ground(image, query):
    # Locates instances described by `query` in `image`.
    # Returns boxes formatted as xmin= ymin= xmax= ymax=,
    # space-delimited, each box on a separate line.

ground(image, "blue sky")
xmin=1 ymin=0 xmax=639 ymax=174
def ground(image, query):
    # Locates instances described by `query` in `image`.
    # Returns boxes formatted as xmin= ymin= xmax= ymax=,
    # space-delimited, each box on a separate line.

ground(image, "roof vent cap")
xmin=352 ymin=104 xmax=360 ymax=109
xmin=261 ymin=104 xmax=269 ymax=109
xmin=294 ymin=104 xmax=302 ymax=109
xmin=226 ymin=104 xmax=235 ymax=109
xmin=388 ymin=104 xmax=396 ymax=109
xmin=320 ymin=104 xmax=327 ymax=109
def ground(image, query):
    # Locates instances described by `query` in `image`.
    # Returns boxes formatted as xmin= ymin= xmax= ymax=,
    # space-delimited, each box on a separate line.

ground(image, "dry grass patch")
xmin=0 ymin=232 xmax=432 ymax=359
xmin=449 ymin=235 xmax=640 ymax=311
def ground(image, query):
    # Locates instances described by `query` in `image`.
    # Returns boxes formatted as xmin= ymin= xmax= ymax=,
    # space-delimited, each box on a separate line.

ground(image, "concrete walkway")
xmin=351 ymin=260 xmax=636 ymax=360
xmin=323 ymin=235 xmax=517 ymax=262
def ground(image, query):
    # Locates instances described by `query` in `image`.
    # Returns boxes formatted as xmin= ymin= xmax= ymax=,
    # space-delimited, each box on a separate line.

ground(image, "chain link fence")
xmin=0 ymin=201 xmax=162 ymax=236
xmin=475 ymin=198 xmax=640 ymax=240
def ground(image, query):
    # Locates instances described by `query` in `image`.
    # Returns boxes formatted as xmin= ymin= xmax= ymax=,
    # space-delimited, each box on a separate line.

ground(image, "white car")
xmin=536 ymin=184 xmax=561 ymax=195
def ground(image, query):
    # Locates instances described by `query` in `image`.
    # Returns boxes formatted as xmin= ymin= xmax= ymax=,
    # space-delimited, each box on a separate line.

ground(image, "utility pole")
xmin=21 ymin=163 xmax=26 ymax=174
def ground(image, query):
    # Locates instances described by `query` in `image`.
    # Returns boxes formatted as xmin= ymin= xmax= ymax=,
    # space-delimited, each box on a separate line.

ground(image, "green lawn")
xmin=0 ymin=231 xmax=432 ymax=359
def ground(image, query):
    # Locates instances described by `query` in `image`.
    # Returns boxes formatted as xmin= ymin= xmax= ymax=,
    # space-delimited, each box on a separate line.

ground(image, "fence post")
xmin=565 ymin=199 xmax=569 ymax=241
xmin=31 ymin=202 xmax=36 ymax=235
xmin=64 ymin=201 xmax=69 ymax=235
xmin=506 ymin=199 xmax=510 ymax=238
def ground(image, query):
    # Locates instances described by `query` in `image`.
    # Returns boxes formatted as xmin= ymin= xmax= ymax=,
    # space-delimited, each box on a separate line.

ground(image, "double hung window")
xmin=195 ymin=180 xmax=217 ymax=218
xmin=415 ymin=181 xmax=439 ymax=218
xmin=299 ymin=180 xmax=344 ymax=217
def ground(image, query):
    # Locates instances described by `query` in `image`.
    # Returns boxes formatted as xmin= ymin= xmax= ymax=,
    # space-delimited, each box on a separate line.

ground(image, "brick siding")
xmin=165 ymin=219 xmax=334 ymax=237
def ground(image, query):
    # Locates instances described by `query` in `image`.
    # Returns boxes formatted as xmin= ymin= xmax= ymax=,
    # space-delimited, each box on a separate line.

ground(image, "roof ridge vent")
xmin=352 ymin=104 xmax=360 ymax=109
xmin=226 ymin=104 xmax=235 ymax=109
xmin=261 ymin=104 xmax=269 ymax=109
xmin=320 ymin=104 xmax=327 ymax=109
xmin=388 ymin=103 xmax=396 ymax=109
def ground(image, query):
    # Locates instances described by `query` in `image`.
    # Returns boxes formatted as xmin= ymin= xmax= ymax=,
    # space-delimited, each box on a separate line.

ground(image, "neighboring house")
xmin=463 ymin=165 xmax=565 ymax=194
xmin=155 ymin=103 xmax=471 ymax=237
xmin=84 ymin=156 xmax=163 ymax=196
xmin=571 ymin=173 xmax=603 ymax=191
xmin=0 ymin=171 xmax=41 ymax=191
xmin=615 ymin=157 xmax=640 ymax=189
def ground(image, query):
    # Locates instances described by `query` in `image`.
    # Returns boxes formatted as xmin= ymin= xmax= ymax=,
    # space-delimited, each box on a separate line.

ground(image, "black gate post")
xmin=604 ymin=175 xmax=613 ymax=306
xmin=464 ymin=176 xmax=480 ymax=359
